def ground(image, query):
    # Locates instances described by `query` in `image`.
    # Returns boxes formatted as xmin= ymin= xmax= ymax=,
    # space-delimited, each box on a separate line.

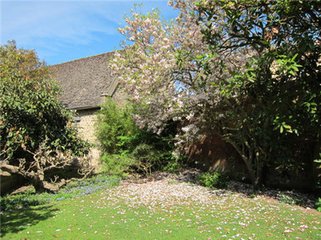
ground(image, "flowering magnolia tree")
xmin=110 ymin=0 xmax=320 ymax=188
xmin=110 ymin=0 xmax=253 ymax=178
xmin=110 ymin=0 xmax=247 ymax=132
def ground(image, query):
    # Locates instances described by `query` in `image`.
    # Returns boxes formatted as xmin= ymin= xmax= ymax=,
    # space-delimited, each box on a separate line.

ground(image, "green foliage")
xmin=100 ymin=154 xmax=135 ymax=177
xmin=96 ymin=99 xmax=139 ymax=154
xmin=198 ymin=171 xmax=228 ymax=189
xmin=273 ymin=54 xmax=302 ymax=77
xmin=0 ymin=41 xmax=88 ymax=162
xmin=196 ymin=0 xmax=321 ymax=187
xmin=162 ymin=158 xmax=184 ymax=173
xmin=0 ymin=41 xmax=89 ymax=193
xmin=96 ymin=99 xmax=177 ymax=176
xmin=131 ymin=143 xmax=168 ymax=175
xmin=316 ymin=198 xmax=321 ymax=212
xmin=131 ymin=143 xmax=184 ymax=174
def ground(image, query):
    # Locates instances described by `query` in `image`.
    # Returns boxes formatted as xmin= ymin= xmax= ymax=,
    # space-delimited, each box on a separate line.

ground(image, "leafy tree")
xmin=111 ymin=0 xmax=320 ymax=188
xmin=195 ymin=0 xmax=321 ymax=186
xmin=0 ymin=41 xmax=90 ymax=192
xmin=110 ymin=1 xmax=251 ymax=177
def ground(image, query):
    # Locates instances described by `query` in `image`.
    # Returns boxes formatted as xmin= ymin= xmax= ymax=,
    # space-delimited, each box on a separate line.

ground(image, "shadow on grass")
xmin=146 ymin=169 xmax=318 ymax=209
xmin=0 ymin=198 xmax=59 ymax=238
xmin=177 ymin=169 xmax=318 ymax=209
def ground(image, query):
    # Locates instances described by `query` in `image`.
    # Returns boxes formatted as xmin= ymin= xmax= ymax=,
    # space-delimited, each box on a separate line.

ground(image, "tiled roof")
xmin=50 ymin=52 xmax=117 ymax=110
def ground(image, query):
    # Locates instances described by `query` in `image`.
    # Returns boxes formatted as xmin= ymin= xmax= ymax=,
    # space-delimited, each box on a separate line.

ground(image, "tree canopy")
xmin=111 ymin=0 xmax=321 ymax=188
xmin=0 ymin=41 xmax=90 ymax=192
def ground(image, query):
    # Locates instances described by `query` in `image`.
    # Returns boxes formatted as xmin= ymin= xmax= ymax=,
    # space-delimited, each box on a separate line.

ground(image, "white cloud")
xmin=0 ymin=0 xmax=177 ymax=63
xmin=1 ymin=1 xmax=120 ymax=44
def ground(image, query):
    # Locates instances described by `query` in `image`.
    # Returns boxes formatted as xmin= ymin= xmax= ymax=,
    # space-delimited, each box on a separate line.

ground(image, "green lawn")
xmin=1 ymin=176 xmax=320 ymax=240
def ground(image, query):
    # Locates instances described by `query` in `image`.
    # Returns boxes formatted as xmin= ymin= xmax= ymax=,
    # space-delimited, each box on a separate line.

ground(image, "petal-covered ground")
xmin=1 ymin=175 xmax=320 ymax=240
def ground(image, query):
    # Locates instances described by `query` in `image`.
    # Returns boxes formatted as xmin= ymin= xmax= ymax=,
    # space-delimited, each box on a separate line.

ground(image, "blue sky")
xmin=1 ymin=0 xmax=178 ymax=65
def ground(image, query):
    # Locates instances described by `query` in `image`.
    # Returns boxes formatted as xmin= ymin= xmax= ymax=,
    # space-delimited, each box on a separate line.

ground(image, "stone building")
xmin=50 ymin=52 xmax=124 ymax=165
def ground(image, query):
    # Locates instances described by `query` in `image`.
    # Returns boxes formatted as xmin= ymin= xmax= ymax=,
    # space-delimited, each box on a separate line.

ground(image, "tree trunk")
xmin=31 ymin=172 xmax=48 ymax=193
xmin=32 ymin=178 xmax=65 ymax=193
xmin=32 ymin=179 xmax=46 ymax=193
xmin=31 ymin=172 xmax=65 ymax=193
xmin=254 ymin=160 xmax=264 ymax=188
xmin=313 ymin=140 xmax=321 ymax=188
xmin=227 ymin=140 xmax=257 ymax=186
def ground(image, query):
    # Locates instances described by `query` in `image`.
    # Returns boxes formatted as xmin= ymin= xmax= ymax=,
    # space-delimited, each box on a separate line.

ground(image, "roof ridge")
xmin=50 ymin=51 xmax=115 ymax=67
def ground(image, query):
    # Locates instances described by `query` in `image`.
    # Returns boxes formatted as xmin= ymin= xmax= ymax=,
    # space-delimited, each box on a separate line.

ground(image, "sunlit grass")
xmin=1 ymin=176 xmax=320 ymax=240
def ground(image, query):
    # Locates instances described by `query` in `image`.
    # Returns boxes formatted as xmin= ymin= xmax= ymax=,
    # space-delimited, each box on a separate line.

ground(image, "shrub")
xmin=96 ymin=99 xmax=139 ymax=154
xmin=198 ymin=171 xmax=228 ymax=189
xmin=96 ymin=99 xmax=178 ymax=176
xmin=277 ymin=193 xmax=298 ymax=205
xmin=316 ymin=198 xmax=321 ymax=212
xmin=163 ymin=159 xmax=182 ymax=173
xmin=131 ymin=144 xmax=162 ymax=175
xmin=100 ymin=153 xmax=135 ymax=177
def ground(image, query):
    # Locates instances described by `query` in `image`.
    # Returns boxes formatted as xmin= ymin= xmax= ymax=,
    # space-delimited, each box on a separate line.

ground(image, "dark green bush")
xmin=0 ymin=41 xmax=89 ymax=192
xmin=131 ymin=143 xmax=162 ymax=175
xmin=96 ymin=99 xmax=178 ymax=176
xmin=100 ymin=153 xmax=135 ymax=177
xmin=277 ymin=193 xmax=298 ymax=205
xmin=163 ymin=158 xmax=184 ymax=173
xmin=0 ymin=41 xmax=88 ymax=160
xmin=96 ymin=99 xmax=139 ymax=154
xmin=316 ymin=198 xmax=321 ymax=212
xmin=198 ymin=171 xmax=228 ymax=189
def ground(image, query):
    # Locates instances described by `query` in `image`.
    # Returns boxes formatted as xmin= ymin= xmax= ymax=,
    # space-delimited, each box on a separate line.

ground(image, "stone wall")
xmin=186 ymin=134 xmax=318 ymax=191
xmin=186 ymin=134 xmax=248 ymax=181
xmin=74 ymin=93 xmax=128 ymax=171
xmin=77 ymin=109 xmax=98 ymax=143
xmin=76 ymin=109 xmax=100 ymax=170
